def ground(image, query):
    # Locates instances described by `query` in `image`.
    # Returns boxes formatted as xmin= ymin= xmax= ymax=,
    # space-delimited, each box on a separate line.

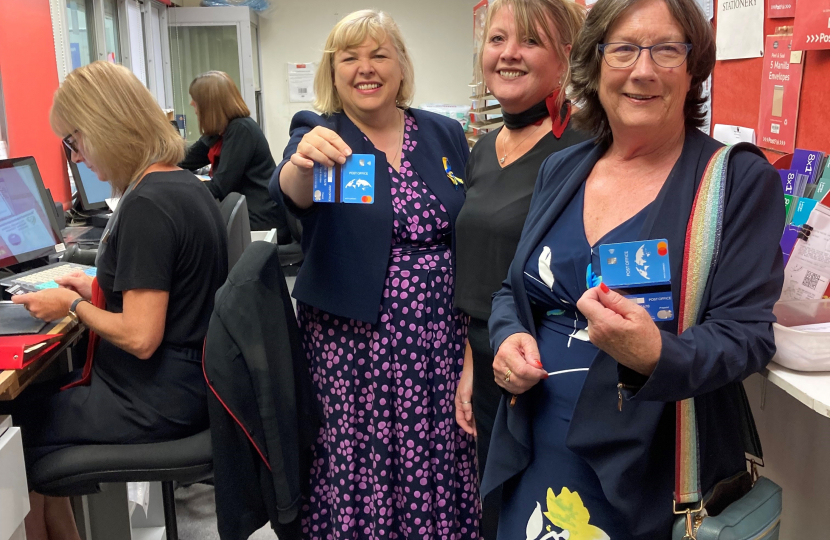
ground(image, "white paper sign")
xmin=712 ymin=124 xmax=756 ymax=145
xmin=287 ymin=63 xmax=316 ymax=103
xmin=716 ymin=0 xmax=764 ymax=60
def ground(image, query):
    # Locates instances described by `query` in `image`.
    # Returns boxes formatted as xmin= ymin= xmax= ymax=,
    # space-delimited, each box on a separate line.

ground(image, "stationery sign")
xmin=768 ymin=0 xmax=796 ymax=18
xmin=793 ymin=0 xmax=830 ymax=50
xmin=757 ymin=35 xmax=804 ymax=154
xmin=716 ymin=0 xmax=764 ymax=60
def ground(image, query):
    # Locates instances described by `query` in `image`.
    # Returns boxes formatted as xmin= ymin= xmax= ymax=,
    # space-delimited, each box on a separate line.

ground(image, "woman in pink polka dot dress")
xmin=298 ymin=111 xmax=479 ymax=540
xmin=271 ymin=10 xmax=480 ymax=540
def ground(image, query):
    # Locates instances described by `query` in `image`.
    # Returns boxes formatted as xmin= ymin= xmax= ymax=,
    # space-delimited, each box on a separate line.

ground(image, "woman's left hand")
xmin=11 ymin=289 xmax=81 ymax=321
xmin=577 ymin=283 xmax=662 ymax=376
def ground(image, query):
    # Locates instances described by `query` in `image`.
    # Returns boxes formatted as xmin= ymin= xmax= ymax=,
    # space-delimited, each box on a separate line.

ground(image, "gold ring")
xmin=504 ymin=368 xmax=512 ymax=383
xmin=461 ymin=401 xmax=471 ymax=405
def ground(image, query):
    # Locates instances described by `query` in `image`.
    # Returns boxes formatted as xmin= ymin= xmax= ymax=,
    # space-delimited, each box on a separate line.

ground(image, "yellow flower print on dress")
xmin=524 ymin=488 xmax=609 ymax=540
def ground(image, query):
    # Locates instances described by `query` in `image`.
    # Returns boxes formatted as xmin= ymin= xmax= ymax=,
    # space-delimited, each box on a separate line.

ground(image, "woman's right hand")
xmin=289 ymin=126 xmax=352 ymax=170
xmin=55 ymin=271 xmax=94 ymax=301
xmin=281 ymin=126 xmax=353 ymax=209
xmin=493 ymin=332 xmax=547 ymax=395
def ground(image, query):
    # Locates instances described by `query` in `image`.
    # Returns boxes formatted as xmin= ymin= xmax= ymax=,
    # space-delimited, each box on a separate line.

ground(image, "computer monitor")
xmin=65 ymin=148 xmax=112 ymax=211
xmin=0 ymin=157 xmax=65 ymax=269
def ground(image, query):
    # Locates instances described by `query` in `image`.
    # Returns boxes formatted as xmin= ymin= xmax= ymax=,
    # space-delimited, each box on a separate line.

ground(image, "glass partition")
xmin=66 ymin=0 xmax=96 ymax=69
xmin=103 ymin=0 xmax=121 ymax=63
xmin=169 ymin=25 xmax=241 ymax=143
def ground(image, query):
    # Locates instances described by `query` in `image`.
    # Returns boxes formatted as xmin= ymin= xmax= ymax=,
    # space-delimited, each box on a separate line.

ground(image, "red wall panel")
xmin=711 ymin=15 xmax=830 ymax=161
xmin=0 ymin=0 xmax=69 ymax=204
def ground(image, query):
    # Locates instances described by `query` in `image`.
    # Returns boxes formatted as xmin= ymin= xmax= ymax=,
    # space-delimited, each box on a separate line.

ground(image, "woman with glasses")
xmin=5 ymin=62 xmax=228 ymax=539
xmin=481 ymin=0 xmax=783 ymax=538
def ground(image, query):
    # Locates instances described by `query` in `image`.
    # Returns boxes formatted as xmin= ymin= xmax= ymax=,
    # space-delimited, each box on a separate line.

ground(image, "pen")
xmin=547 ymin=368 xmax=589 ymax=377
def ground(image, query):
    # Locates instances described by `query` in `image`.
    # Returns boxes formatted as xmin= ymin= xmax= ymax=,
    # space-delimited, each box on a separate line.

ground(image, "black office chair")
xmin=278 ymin=211 xmax=303 ymax=276
xmin=28 ymin=430 xmax=212 ymax=540
xmin=218 ymin=193 xmax=252 ymax=272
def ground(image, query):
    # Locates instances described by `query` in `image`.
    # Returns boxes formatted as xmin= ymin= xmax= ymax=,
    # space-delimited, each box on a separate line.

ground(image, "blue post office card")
xmin=623 ymin=290 xmax=674 ymax=321
xmin=313 ymin=163 xmax=336 ymax=203
xmin=599 ymin=239 xmax=671 ymax=288
xmin=340 ymin=154 xmax=375 ymax=204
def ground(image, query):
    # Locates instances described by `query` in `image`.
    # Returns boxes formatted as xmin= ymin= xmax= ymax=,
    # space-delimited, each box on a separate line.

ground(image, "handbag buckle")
xmin=673 ymin=501 xmax=704 ymax=540
xmin=748 ymin=457 xmax=765 ymax=484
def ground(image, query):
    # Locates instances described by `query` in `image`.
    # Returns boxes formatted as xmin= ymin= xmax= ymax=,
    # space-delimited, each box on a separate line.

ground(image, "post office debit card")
xmin=623 ymin=290 xmax=674 ymax=321
xmin=599 ymin=239 xmax=670 ymax=288
xmin=313 ymin=162 xmax=336 ymax=203
xmin=341 ymin=154 xmax=375 ymax=204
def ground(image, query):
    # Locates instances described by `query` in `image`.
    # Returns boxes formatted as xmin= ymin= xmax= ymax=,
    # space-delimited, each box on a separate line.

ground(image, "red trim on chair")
xmin=202 ymin=338 xmax=273 ymax=471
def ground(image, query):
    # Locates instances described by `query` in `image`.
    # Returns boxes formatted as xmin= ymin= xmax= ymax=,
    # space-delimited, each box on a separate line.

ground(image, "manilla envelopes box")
xmin=758 ymin=35 xmax=804 ymax=154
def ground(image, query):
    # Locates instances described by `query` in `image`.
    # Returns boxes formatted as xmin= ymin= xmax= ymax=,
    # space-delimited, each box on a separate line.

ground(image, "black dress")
xmin=181 ymin=116 xmax=289 ymax=236
xmin=2 ymin=170 xmax=228 ymax=465
xmin=454 ymin=122 xmax=589 ymax=538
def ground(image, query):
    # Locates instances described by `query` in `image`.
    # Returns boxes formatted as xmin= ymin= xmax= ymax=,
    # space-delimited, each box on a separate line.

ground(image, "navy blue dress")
xmin=296 ymin=112 xmax=480 ymax=539
xmin=497 ymin=184 xmax=649 ymax=540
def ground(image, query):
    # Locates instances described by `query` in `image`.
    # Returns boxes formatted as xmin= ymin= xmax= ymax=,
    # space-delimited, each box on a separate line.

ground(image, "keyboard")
xmin=3 ymin=263 xmax=97 ymax=294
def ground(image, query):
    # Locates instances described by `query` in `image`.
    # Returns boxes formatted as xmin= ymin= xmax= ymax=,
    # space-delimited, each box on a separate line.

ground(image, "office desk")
xmin=0 ymin=317 xmax=85 ymax=401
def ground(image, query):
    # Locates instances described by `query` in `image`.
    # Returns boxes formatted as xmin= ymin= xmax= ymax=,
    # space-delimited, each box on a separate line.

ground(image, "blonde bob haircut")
xmin=313 ymin=10 xmax=414 ymax=115
xmin=50 ymin=61 xmax=184 ymax=193
xmin=478 ymin=0 xmax=586 ymax=110
xmin=189 ymin=71 xmax=250 ymax=136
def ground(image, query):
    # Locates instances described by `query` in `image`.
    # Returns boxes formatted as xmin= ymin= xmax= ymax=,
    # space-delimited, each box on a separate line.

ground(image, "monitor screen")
xmin=0 ymin=157 xmax=64 ymax=270
xmin=67 ymin=151 xmax=112 ymax=211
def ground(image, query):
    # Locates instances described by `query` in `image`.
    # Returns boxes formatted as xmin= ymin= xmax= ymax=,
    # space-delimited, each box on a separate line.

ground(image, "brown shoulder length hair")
xmin=189 ymin=71 xmax=250 ymax=136
xmin=569 ymin=0 xmax=715 ymax=143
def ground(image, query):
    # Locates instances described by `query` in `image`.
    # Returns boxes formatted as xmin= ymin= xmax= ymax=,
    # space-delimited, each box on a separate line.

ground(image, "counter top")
xmin=763 ymin=361 xmax=830 ymax=418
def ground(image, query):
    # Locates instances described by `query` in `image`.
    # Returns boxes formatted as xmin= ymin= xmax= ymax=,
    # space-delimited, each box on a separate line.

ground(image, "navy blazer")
xmin=484 ymin=128 xmax=784 ymax=539
xmin=269 ymin=109 xmax=469 ymax=323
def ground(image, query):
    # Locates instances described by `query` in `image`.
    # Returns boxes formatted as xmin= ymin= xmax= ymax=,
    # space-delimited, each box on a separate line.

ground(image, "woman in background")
xmin=181 ymin=71 xmax=290 ymax=242
xmin=453 ymin=0 xmax=587 ymax=536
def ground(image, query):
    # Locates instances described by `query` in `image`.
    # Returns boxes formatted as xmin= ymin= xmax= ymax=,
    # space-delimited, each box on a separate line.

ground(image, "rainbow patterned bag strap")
xmin=674 ymin=144 xmax=735 ymax=508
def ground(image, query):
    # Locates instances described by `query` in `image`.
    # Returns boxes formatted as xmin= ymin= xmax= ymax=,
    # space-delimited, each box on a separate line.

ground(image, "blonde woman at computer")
xmin=1 ymin=61 xmax=228 ymax=540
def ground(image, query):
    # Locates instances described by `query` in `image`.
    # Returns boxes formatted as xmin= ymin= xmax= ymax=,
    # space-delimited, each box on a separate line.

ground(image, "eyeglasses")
xmin=63 ymin=130 xmax=79 ymax=154
xmin=598 ymin=42 xmax=693 ymax=69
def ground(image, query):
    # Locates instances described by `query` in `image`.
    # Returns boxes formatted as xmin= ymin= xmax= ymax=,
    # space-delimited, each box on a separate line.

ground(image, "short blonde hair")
xmin=50 ymin=61 xmax=184 ymax=192
xmin=314 ymin=10 xmax=414 ymax=115
xmin=478 ymin=0 xmax=586 ymax=110
xmin=189 ymin=71 xmax=250 ymax=136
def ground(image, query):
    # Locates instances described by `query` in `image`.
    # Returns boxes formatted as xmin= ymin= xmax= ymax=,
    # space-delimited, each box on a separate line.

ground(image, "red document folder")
xmin=0 ymin=334 xmax=64 ymax=370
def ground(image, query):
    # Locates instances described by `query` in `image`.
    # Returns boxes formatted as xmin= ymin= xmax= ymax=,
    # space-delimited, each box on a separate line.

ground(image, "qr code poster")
xmin=288 ymin=63 xmax=316 ymax=103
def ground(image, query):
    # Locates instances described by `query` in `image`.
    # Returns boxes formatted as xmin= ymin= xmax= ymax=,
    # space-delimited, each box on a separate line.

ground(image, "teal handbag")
xmin=670 ymin=145 xmax=783 ymax=540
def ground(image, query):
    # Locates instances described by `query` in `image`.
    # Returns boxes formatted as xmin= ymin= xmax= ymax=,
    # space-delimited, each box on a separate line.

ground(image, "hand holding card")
xmin=577 ymin=283 xmax=662 ymax=376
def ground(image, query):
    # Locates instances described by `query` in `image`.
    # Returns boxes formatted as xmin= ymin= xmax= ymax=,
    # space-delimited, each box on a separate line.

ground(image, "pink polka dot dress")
xmin=296 ymin=111 xmax=481 ymax=539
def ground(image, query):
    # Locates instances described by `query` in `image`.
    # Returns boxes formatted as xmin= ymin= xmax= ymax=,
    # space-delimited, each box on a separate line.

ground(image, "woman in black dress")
xmin=8 ymin=61 xmax=228 ymax=540
xmin=181 ymin=71 xmax=290 ymax=242
xmin=453 ymin=0 xmax=587 ymax=536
